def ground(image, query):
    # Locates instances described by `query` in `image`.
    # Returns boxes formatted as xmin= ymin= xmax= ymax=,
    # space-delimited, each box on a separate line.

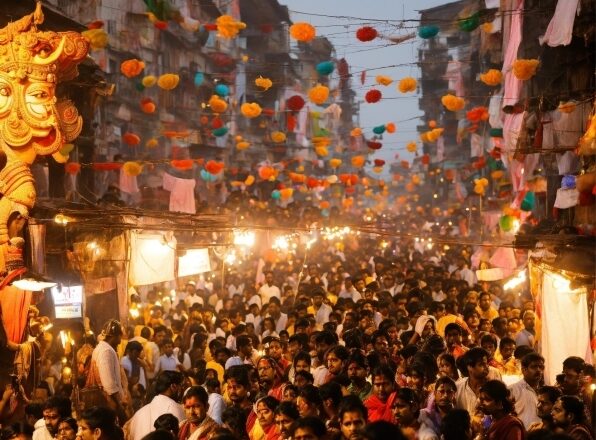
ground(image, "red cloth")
xmin=486 ymin=414 xmax=525 ymax=440
xmin=0 ymin=286 xmax=32 ymax=343
xmin=364 ymin=391 xmax=396 ymax=423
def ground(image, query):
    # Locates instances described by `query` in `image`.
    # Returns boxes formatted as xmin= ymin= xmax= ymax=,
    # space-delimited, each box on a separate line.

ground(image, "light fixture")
xmin=503 ymin=270 xmax=526 ymax=290
xmin=11 ymin=271 xmax=57 ymax=291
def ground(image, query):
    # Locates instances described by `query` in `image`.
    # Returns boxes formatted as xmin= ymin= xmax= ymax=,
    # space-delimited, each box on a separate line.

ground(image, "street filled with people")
xmin=0 ymin=231 xmax=593 ymax=440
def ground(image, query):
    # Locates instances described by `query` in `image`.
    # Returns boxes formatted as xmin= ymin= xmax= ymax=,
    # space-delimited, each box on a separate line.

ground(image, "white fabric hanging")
xmin=539 ymin=0 xmax=581 ymax=47
xmin=540 ymin=270 xmax=592 ymax=385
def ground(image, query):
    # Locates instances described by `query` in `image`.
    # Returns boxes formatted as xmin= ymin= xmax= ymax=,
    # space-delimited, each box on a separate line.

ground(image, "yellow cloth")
xmin=206 ymin=360 xmax=224 ymax=384
xmin=476 ymin=306 xmax=499 ymax=322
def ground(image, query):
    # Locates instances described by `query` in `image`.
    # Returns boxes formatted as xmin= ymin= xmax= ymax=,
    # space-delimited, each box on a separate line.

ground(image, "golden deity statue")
xmin=0 ymin=2 xmax=88 ymax=281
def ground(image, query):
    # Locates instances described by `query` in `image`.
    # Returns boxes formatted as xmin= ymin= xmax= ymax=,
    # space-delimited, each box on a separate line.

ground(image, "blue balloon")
xmin=194 ymin=72 xmax=204 ymax=87
xmin=561 ymin=175 xmax=576 ymax=189
xmin=214 ymin=83 xmax=229 ymax=97
xmin=271 ymin=190 xmax=281 ymax=200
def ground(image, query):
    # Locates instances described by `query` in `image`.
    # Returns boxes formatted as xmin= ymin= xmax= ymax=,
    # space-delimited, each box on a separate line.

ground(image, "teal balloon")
xmin=316 ymin=61 xmax=334 ymax=76
xmin=418 ymin=25 xmax=439 ymax=39
xmin=200 ymin=169 xmax=214 ymax=181
xmin=194 ymin=72 xmax=204 ymax=87
xmin=271 ymin=190 xmax=281 ymax=200
xmin=214 ymin=83 xmax=229 ymax=97
xmin=489 ymin=128 xmax=503 ymax=137
xmin=373 ymin=125 xmax=386 ymax=135
xmin=212 ymin=127 xmax=229 ymax=137
xmin=521 ymin=191 xmax=535 ymax=211
xmin=321 ymin=208 xmax=330 ymax=217
xmin=135 ymin=81 xmax=145 ymax=92
xmin=499 ymin=215 xmax=514 ymax=232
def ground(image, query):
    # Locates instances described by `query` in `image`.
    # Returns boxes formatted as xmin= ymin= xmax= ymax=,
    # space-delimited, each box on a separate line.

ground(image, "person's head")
xmin=182 ymin=386 xmax=209 ymax=426
xmin=347 ymin=351 xmax=369 ymax=385
xmin=499 ymin=337 xmax=516 ymax=361
xmin=264 ymin=336 xmax=284 ymax=361
xmin=429 ymin=376 xmax=454 ymax=410
xmin=437 ymin=353 xmax=458 ymax=380
xmin=101 ymin=319 xmax=123 ymax=349
xmin=256 ymin=396 xmax=279 ymax=429
xmin=314 ymin=331 xmax=337 ymax=361
xmin=522 ymin=310 xmax=536 ymax=332
xmin=311 ymin=287 xmax=326 ymax=308
xmin=155 ymin=370 xmax=185 ymax=402
xmin=480 ymin=334 xmax=497 ymax=359
xmin=57 ymin=417 xmax=78 ymax=440
xmin=551 ymin=395 xmax=586 ymax=429
xmin=274 ymin=402 xmax=300 ymax=439
xmin=536 ymin=386 xmax=561 ymax=421
xmin=391 ymin=388 xmax=419 ymax=426
xmin=371 ymin=331 xmax=389 ymax=355
xmin=161 ymin=338 xmax=174 ymax=357
xmin=257 ymin=356 xmax=280 ymax=388
xmin=458 ymin=347 xmax=489 ymax=380
xmin=561 ymin=356 xmax=585 ymax=395
xmin=326 ymin=345 xmax=350 ymax=376
xmin=153 ymin=413 xmax=180 ymax=437
xmin=440 ymin=409 xmax=472 ymax=440
xmin=521 ymin=352 xmax=545 ymax=386
xmin=225 ymin=365 xmax=251 ymax=405
xmin=359 ymin=420 xmax=406 ymax=440
xmin=293 ymin=370 xmax=314 ymax=388
xmin=492 ymin=317 xmax=508 ymax=336
xmin=371 ymin=365 xmax=396 ymax=403
xmin=338 ymin=396 xmax=368 ymax=440
xmin=125 ymin=341 xmax=143 ymax=360
xmin=296 ymin=385 xmax=322 ymax=417
xmin=478 ymin=380 xmax=514 ymax=416
xmin=291 ymin=416 xmax=327 ymax=440
xmin=478 ymin=291 xmax=492 ymax=311
xmin=78 ymin=407 xmax=122 ymax=440
xmin=444 ymin=323 xmax=463 ymax=348
xmin=43 ymin=396 xmax=71 ymax=436
xmin=25 ymin=403 xmax=43 ymax=427
xmin=236 ymin=334 xmax=253 ymax=358
xmin=265 ymin=271 xmax=274 ymax=285
xmin=153 ymin=325 xmax=167 ymax=346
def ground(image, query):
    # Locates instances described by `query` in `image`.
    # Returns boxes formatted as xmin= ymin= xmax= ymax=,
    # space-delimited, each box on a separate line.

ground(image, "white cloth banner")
xmin=178 ymin=248 xmax=211 ymax=277
xmin=540 ymin=271 xmax=592 ymax=385
xmin=129 ymin=233 xmax=176 ymax=286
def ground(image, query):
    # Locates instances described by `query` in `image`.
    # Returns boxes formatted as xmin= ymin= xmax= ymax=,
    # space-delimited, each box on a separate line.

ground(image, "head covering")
xmin=414 ymin=315 xmax=437 ymax=337
xmin=102 ymin=319 xmax=123 ymax=337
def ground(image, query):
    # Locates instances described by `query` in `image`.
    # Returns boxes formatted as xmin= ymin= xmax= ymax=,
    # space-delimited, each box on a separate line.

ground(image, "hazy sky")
xmin=281 ymin=0 xmax=446 ymax=168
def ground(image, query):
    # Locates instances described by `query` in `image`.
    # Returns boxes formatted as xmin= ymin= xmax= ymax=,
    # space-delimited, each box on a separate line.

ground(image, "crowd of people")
xmin=0 ymin=234 xmax=594 ymax=440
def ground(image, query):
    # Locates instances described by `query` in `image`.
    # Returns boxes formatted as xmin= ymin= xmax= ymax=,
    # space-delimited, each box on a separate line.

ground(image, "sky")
xmin=281 ymin=0 xmax=446 ymax=169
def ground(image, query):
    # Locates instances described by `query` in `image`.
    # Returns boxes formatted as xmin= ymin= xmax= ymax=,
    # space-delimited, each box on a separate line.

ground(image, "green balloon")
xmin=499 ymin=215 xmax=514 ymax=232
xmin=373 ymin=125 xmax=386 ymax=135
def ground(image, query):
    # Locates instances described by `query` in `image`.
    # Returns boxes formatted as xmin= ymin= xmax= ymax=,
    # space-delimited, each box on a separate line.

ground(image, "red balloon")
xmin=211 ymin=117 xmax=223 ymax=129
xmin=374 ymin=159 xmax=385 ymax=166
xmin=367 ymin=140 xmax=382 ymax=150
xmin=356 ymin=26 xmax=378 ymax=42
xmin=287 ymin=95 xmax=305 ymax=112
xmin=421 ymin=154 xmax=430 ymax=165
xmin=365 ymin=89 xmax=382 ymax=103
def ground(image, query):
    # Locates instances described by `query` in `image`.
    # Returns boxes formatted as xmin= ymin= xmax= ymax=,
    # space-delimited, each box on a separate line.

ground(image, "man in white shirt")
xmin=90 ymin=319 xmax=128 ymax=422
xmin=121 ymin=340 xmax=147 ymax=389
xmin=312 ymin=287 xmax=332 ymax=327
xmin=455 ymin=347 xmax=490 ymax=416
xmin=338 ymin=277 xmax=362 ymax=303
xmin=508 ymin=352 xmax=544 ymax=429
xmin=125 ymin=370 xmax=186 ymax=440
xmin=154 ymin=338 xmax=183 ymax=375
xmin=258 ymin=271 xmax=281 ymax=305
xmin=184 ymin=281 xmax=204 ymax=308
xmin=145 ymin=325 xmax=167 ymax=382
xmin=33 ymin=396 xmax=72 ymax=440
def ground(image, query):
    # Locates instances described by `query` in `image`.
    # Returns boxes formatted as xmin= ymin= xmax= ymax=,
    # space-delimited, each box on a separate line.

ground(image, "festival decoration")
xmin=473 ymin=178 xmax=489 ymax=196
xmin=401 ymin=161 xmax=411 ymax=169
xmin=146 ymin=138 xmax=159 ymax=148
xmin=491 ymin=170 xmax=504 ymax=180
xmin=120 ymin=59 xmax=145 ymax=78
xmin=212 ymin=127 xmax=228 ymax=137
xmin=351 ymin=156 xmax=365 ymax=168
xmin=374 ymin=159 xmax=385 ymax=167
xmin=315 ymin=146 xmax=329 ymax=157
xmin=65 ymin=162 xmax=81 ymax=175
xmin=356 ymin=26 xmax=378 ymax=42
xmin=350 ymin=128 xmax=362 ymax=137
xmin=290 ymin=22 xmax=316 ymax=42
xmin=236 ymin=141 xmax=250 ymax=150
xmin=209 ymin=95 xmax=228 ymax=113
xmin=329 ymin=159 xmax=342 ymax=168
xmin=215 ymin=83 xmax=230 ymax=97
xmin=82 ymin=28 xmax=108 ymax=49
xmin=365 ymin=89 xmax=382 ymax=103
xmin=441 ymin=94 xmax=465 ymax=111
xmin=171 ymin=159 xmax=194 ymax=171
xmin=428 ymin=120 xmax=437 ymax=128
xmin=216 ymin=15 xmax=246 ymax=39
xmin=280 ymin=188 xmax=294 ymax=200
xmin=157 ymin=73 xmax=180 ymax=90
xmin=316 ymin=61 xmax=335 ymax=76
xmin=398 ymin=77 xmax=417 ymax=93
xmin=289 ymin=172 xmax=306 ymax=183
xmin=458 ymin=12 xmax=480 ymax=32
xmin=521 ymin=191 xmax=535 ymax=211
xmin=240 ymin=102 xmax=262 ymax=118
xmin=123 ymin=132 xmax=141 ymax=146
xmin=373 ymin=125 xmax=386 ymax=135
xmin=579 ymin=113 xmax=596 ymax=155
xmin=406 ymin=142 xmax=417 ymax=153
xmin=386 ymin=123 xmax=396 ymax=133
xmin=255 ymin=76 xmax=273 ymax=90
xmin=367 ymin=141 xmax=382 ymax=150
xmin=194 ymin=72 xmax=204 ymax=87
xmin=479 ymin=69 xmax=502 ymax=86
xmin=308 ymin=84 xmax=329 ymax=105
xmin=245 ymin=175 xmax=255 ymax=186
xmin=142 ymin=75 xmax=157 ymax=87
xmin=499 ymin=215 xmax=515 ymax=232
xmin=421 ymin=154 xmax=430 ymax=165
xmin=123 ymin=161 xmax=143 ymax=176
xmin=287 ymin=95 xmax=305 ymax=112
xmin=271 ymin=131 xmax=286 ymax=143
xmin=512 ymin=59 xmax=539 ymax=80
xmin=466 ymin=106 xmax=489 ymax=123
xmin=375 ymin=75 xmax=393 ymax=86
xmin=558 ymin=101 xmax=576 ymax=113
xmin=204 ymin=160 xmax=224 ymax=175
xmin=418 ymin=25 xmax=439 ymax=39
xmin=326 ymin=175 xmax=337 ymax=184
xmin=140 ymin=98 xmax=156 ymax=113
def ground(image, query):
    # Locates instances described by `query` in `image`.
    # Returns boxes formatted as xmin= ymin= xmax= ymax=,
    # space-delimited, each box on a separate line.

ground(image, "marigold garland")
xmin=290 ymin=22 xmax=316 ymax=42
xmin=479 ymin=69 xmax=502 ymax=86
xmin=121 ymin=59 xmax=145 ymax=78
xmin=512 ymin=59 xmax=539 ymax=80
xmin=398 ymin=77 xmax=417 ymax=93
xmin=441 ymin=94 xmax=465 ymax=111
xmin=308 ymin=84 xmax=329 ymax=105
xmin=240 ymin=102 xmax=262 ymax=118
xmin=255 ymin=76 xmax=273 ymax=90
